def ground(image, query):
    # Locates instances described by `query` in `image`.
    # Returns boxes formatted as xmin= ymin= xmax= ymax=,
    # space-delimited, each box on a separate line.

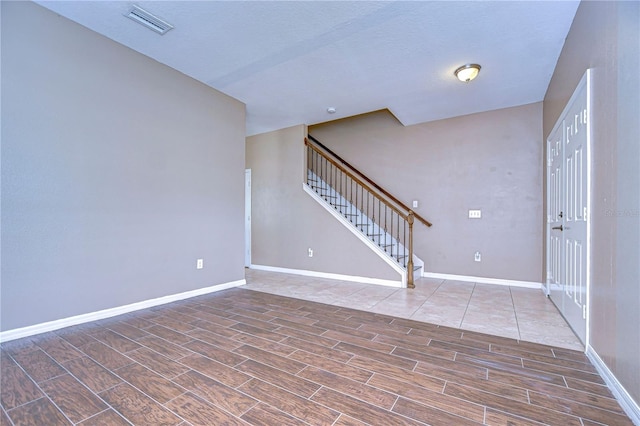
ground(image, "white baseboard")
xmin=586 ymin=346 xmax=640 ymax=425
xmin=422 ymin=272 xmax=542 ymax=289
xmin=250 ymin=264 xmax=402 ymax=288
xmin=0 ymin=279 xmax=246 ymax=343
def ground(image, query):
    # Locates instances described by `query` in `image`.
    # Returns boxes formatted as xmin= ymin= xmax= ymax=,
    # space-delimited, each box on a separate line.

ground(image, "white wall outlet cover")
xmin=196 ymin=259 xmax=204 ymax=269
xmin=308 ymin=248 xmax=313 ymax=257
xmin=474 ymin=251 xmax=481 ymax=262
xmin=469 ymin=209 xmax=482 ymax=219
xmin=412 ymin=200 xmax=419 ymax=208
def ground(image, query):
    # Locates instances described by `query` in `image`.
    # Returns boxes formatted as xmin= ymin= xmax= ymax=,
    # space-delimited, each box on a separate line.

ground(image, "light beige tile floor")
xmin=244 ymin=268 xmax=584 ymax=351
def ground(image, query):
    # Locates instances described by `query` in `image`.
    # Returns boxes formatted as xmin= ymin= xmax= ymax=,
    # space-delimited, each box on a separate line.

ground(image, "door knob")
xmin=552 ymin=225 xmax=563 ymax=231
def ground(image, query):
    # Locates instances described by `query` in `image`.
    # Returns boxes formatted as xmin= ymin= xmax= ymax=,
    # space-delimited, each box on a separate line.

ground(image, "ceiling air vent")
xmin=126 ymin=5 xmax=173 ymax=35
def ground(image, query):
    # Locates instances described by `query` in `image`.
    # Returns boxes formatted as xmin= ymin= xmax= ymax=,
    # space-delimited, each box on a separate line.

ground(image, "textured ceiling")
xmin=36 ymin=1 xmax=580 ymax=136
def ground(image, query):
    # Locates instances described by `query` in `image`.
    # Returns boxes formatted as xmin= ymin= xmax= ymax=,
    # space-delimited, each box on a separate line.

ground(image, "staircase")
xmin=304 ymin=136 xmax=432 ymax=288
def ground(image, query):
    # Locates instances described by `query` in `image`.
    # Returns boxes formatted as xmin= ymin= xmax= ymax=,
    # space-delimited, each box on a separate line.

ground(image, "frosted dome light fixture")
xmin=454 ymin=64 xmax=481 ymax=82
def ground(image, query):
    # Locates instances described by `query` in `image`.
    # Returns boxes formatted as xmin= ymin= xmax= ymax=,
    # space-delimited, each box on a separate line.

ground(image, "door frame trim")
xmin=245 ymin=169 xmax=252 ymax=268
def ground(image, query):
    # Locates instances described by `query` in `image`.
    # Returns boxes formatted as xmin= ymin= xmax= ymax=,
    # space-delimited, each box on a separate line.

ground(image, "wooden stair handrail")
xmin=306 ymin=135 xmax=432 ymax=227
xmin=306 ymin=142 xmax=409 ymax=219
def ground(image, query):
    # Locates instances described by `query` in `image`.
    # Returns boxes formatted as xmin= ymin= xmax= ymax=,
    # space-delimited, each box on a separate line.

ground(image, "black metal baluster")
xmin=351 ymin=179 xmax=355 ymax=221
xmin=384 ymin=204 xmax=387 ymax=251
xmin=390 ymin=211 xmax=394 ymax=258
xmin=403 ymin=220 xmax=407 ymax=267
xmin=397 ymin=212 xmax=400 ymax=261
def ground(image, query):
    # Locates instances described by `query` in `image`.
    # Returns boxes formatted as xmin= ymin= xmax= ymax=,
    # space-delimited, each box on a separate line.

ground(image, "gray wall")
xmin=543 ymin=1 xmax=639 ymax=406
xmin=311 ymin=103 xmax=543 ymax=283
xmin=246 ymin=125 xmax=399 ymax=281
xmin=1 ymin=2 xmax=246 ymax=331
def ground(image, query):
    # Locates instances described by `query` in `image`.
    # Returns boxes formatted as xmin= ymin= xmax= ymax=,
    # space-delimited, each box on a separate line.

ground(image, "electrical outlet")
xmin=196 ymin=259 xmax=204 ymax=269
xmin=474 ymin=251 xmax=481 ymax=262
xmin=308 ymin=248 xmax=313 ymax=258
xmin=469 ymin=209 xmax=482 ymax=219
xmin=412 ymin=200 xmax=419 ymax=208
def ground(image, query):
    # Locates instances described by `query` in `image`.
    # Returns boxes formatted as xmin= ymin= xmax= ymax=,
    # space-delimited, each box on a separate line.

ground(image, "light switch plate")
xmin=469 ymin=209 xmax=482 ymax=219
xmin=412 ymin=200 xmax=419 ymax=208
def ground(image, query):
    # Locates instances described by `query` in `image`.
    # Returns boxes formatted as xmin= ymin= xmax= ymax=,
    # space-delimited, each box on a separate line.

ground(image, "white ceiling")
xmin=36 ymin=1 xmax=580 ymax=136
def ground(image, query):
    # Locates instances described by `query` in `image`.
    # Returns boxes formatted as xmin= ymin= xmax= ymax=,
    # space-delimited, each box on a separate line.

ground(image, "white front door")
xmin=546 ymin=70 xmax=591 ymax=345
xmin=245 ymin=169 xmax=252 ymax=267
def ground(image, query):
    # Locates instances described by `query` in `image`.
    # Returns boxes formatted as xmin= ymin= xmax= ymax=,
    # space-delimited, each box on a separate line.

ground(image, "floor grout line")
xmin=510 ymin=286 xmax=523 ymax=341
xmin=458 ymin=281 xmax=477 ymax=329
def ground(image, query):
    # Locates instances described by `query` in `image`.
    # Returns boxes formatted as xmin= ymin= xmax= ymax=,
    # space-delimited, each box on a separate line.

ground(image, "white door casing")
xmin=245 ymin=169 xmax=252 ymax=267
xmin=546 ymin=69 xmax=591 ymax=345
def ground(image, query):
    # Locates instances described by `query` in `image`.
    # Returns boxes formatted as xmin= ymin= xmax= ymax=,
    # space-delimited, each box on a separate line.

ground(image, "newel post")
xmin=407 ymin=211 xmax=415 ymax=289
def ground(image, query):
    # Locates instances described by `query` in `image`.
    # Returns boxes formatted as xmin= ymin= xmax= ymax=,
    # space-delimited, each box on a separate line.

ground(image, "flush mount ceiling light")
xmin=454 ymin=64 xmax=481 ymax=82
xmin=327 ymin=107 xmax=336 ymax=114
xmin=126 ymin=5 xmax=174 ymax=35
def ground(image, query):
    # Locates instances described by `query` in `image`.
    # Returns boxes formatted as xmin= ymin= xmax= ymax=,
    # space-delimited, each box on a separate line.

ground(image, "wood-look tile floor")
xmin=1 ymin=286 xmax=633 ymax=425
